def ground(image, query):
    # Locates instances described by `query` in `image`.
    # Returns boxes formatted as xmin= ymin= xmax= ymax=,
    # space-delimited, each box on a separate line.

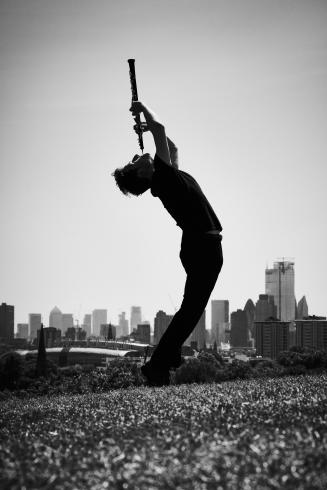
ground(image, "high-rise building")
xmin=255 ymin=320 xmax=290 ymax=359
xmin=154 ymin=310 xmax=173 ymax=345
xmin=186 ymin=310 xmax=206 ymax=350
xmin=0 ymin=303 xmax=14 ymax=341
xmin=211 ymin=300 xmax=229 ymax=346
xmin=118 ymin=312 xmax=129 ymax=337
xmin=297 ymin=296 xmax=309 ymax=319
xmin=62 ymin=313 xmax=74 ymax=333
xmin=29 ymin=313 xmax=42 ymax=339
xmin=135 ymin=323 xmax=151 ymax=344
xmin=92 ymin=309 xmax=107 ymax=336
xmin=37 ymin=327 xmax=61 ymax=347
xmin=295 ymin=316 xmax=327 ymax=351
xmin=82 ymin=314 xmax=92 ymax=337
xmin=49 ymin=307 xmax=63 ymax=332
xmin=244 ymin=299 xmax=255 ymax=345
xmin=230 ymin=309 xmax=248 ymax=347
xmin=255 ymin=294 xmax=277 ymax=322
xmin=100 ymin=323 xmax=117 ymax=340
xmin=17 ymin=323 xmax=29 ymax=339
xmin=130 ymin=306 xmax=142 ymax=332
xmin=265 ymin=260 xmax=295 ymax=322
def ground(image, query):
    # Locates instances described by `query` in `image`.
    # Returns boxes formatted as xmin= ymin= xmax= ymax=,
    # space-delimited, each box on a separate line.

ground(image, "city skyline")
xmin=5 ymin=255 xmax=319 ymax=333
xmin=1 ymin=1 xmax=327 ymax=329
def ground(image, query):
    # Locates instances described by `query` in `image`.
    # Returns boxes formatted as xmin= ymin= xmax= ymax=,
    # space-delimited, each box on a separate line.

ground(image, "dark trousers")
xmin=150 ymin=231 xmax=223 ymax=370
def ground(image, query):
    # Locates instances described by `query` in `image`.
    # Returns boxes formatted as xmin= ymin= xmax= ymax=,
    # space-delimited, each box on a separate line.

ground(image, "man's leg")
xmin=149 ymin=238 xmax=223 ymax=370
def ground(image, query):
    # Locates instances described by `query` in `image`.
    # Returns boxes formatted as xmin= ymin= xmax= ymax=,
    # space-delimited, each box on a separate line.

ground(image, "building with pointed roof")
xmin=297 ymin=296 xmax=308 ymax=319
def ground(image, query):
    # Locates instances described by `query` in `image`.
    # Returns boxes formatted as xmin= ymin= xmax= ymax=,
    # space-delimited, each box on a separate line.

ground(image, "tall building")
xmin=0 ymin=303 xmax=14 ymax=341
xmin=17 ymin=323 xmax=29 ymax=339
xmin=297 ymin=296 xmax=309 ymax=319
xmin=265 ymin=260 xmax=295 ymax=321
xmin=100 ymin=323 xmax=117 ymax=340
xmin=49 ymin=307 xmax=63 ymax=332
xmin=92 ymin=309 xmax=107 ymax=337
xmin=244 ymin=299 xmax=255 ymax=345
xmin=135 ymin=323 xmax=151 ymax=344
xmin=62 ymin=313 xmax=74 ymax=333
xmin=82 ymin=314 xmax=92 ymax=337
xmin=255 ymin=320 xmax=290 ymax=359
xmin=186 ymin=310 xmax=206 ymax=350
xmin=255 ymin=294 xmax=277 ymax=322
xmin=230 ymin=309 xmax=248 ymax=347
xmin=130 ymin=306 xmax=142 ymax=332
xmin=29 ymin=313 xmax=42 ymax=339
xmin=211 ymin=300 xmax=229 ymax=346
xmin=37 ymin=327 xmax=61 ymax=348
xmin=295 ymin=316 xmax=327 ymax=351
xmin=154 ymin=310 xmax=173 ymax=345
xmin=118 ymin=312 xmax=129 ymax=337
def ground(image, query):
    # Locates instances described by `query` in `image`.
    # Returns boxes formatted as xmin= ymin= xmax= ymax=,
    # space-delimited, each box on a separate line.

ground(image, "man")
xmin=112 ymin=101 xmax=223 ymax=386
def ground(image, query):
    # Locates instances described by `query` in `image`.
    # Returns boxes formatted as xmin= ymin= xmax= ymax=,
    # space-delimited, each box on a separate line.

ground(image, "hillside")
xmin=1 ymin=375 xmax=327 ymax=489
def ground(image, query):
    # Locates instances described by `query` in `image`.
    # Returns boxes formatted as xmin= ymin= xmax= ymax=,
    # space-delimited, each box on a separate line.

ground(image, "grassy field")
xmin=1 ymin=374 xmax=327 ymax=489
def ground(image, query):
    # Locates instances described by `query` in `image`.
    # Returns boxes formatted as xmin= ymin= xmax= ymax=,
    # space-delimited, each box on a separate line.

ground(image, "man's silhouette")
xmin=112 ymin=101 xmax=223 ymax=386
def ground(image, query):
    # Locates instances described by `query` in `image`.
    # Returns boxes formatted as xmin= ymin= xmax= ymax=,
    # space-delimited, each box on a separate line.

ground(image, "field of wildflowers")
xmin=1 ymin=374 xmax=326 ymax=489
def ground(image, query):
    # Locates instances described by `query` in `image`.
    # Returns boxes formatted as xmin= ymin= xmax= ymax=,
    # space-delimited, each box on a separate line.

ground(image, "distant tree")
xmin=36 ymin=324 xmax=47 ymax=377
xmin=0 ymin=352 xmax=24 ymax=389
xmin=107 ymin=323 xmax=114 ymax=341
xmin=213 ymin=340 xmax=218 ymax=352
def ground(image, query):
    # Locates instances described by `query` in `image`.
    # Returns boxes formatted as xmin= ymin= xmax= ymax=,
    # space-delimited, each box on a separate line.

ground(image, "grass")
xmin=1 ymin=374 xmax=327 ymax=489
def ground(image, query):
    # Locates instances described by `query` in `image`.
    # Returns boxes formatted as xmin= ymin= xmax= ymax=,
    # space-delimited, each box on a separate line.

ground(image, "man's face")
xmin=130 ymin=153 xmax=153 ymax=179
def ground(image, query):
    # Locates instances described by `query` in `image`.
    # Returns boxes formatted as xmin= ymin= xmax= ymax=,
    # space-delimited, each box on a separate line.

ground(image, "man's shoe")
xmin=141 ymin=363 xmax=170 ymax=387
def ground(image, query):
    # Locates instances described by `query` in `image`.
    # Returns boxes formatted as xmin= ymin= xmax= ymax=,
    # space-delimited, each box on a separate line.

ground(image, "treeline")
xmin=0 ymin=347 xmax=327 ymax=399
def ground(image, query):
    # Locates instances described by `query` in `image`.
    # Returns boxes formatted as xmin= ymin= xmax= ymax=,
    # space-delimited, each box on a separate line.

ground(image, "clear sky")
xmin=1 ymin=0 xmax=327 ymax=329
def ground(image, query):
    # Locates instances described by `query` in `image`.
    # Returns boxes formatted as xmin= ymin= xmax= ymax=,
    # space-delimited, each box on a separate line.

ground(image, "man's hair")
xmin=112 ymin=164 xmax=144 ymax=196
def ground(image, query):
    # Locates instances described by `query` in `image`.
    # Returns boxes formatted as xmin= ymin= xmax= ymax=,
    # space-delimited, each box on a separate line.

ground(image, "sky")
xmin=1 ymin=0 xmax=327 ymax=330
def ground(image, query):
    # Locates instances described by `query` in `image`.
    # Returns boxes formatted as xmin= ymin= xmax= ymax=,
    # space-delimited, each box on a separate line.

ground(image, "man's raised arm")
xmin=167 ymin=137 xmax=179 ymax=169
xmin=130 ymin=101 xmax=171 ymax=166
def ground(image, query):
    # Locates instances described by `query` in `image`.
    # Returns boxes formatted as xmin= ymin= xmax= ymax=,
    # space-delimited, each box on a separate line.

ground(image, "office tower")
xmin=37 ymin=327 xmax=61 ymax=348
xmin=130 ymin=306 xmax=142 ymax=332
xmin=186 ymin=310 xmax=206 ymax=350
xmin=265 ymin=260 xmax=295 ymax=321
xmin=255 ymin=294 xmax=277 ymax=321
xmin=255 ymin=320 xmax=290 ymax=359
xmin=154 ymin=310 xmax=173 ymax=345
xmin=62 ymin=313 xmax=74 ymax=334
xmin=75 ymin=327 xmax=87 ymax=341
xmin=100 ymin=323 xmax=116 ymax=340
xmin=0 ymin=303 xmax=14 ymax=341
xmin=29 ymin=313 xmax=42 ymax=339
xmin=49 ymin=307 xmax=63 ymax=332
xmin=297 ymin=296 xmax=309 ymax=319
xmin=82 ymin=314 xmax=92 ymax=337
xmin=17 ymin=323 xmax=29 ymax=339
xmin=92 ymin=309 xmax=107 ymax=336
xmin=230 ymin=309 xmax=248 ymax=347
xmin=100 ymin=324 xmax=108 ymax=339
xmin=244 ymin=299 xmax=255 ymax=322
xmin=118 ymin=312 xmax=129 ymax=337
xmin=295 ymin=316 xmax=327 ymax=350
xmin=135 ymin=323 xmax=151 ymax=344
xmin=244 ymin=299 xmax=255 ymax=345
xmin=65 ymin=327 xmax=76 ymax=341
xmin=211 ymin=300 xmax=229 ymax=346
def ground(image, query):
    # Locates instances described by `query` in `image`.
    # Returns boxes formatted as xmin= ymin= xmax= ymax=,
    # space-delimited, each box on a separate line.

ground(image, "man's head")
xmin=112 ymin=153 xmax=154 ymax=196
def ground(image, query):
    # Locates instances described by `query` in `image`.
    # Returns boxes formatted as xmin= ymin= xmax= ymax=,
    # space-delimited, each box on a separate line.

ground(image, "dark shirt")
xmin=150 ymin=154 xmax=222 ymax=232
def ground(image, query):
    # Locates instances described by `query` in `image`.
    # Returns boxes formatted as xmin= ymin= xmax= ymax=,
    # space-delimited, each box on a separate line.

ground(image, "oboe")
xmin=127 ymin=58 xmax=144 ymax=153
